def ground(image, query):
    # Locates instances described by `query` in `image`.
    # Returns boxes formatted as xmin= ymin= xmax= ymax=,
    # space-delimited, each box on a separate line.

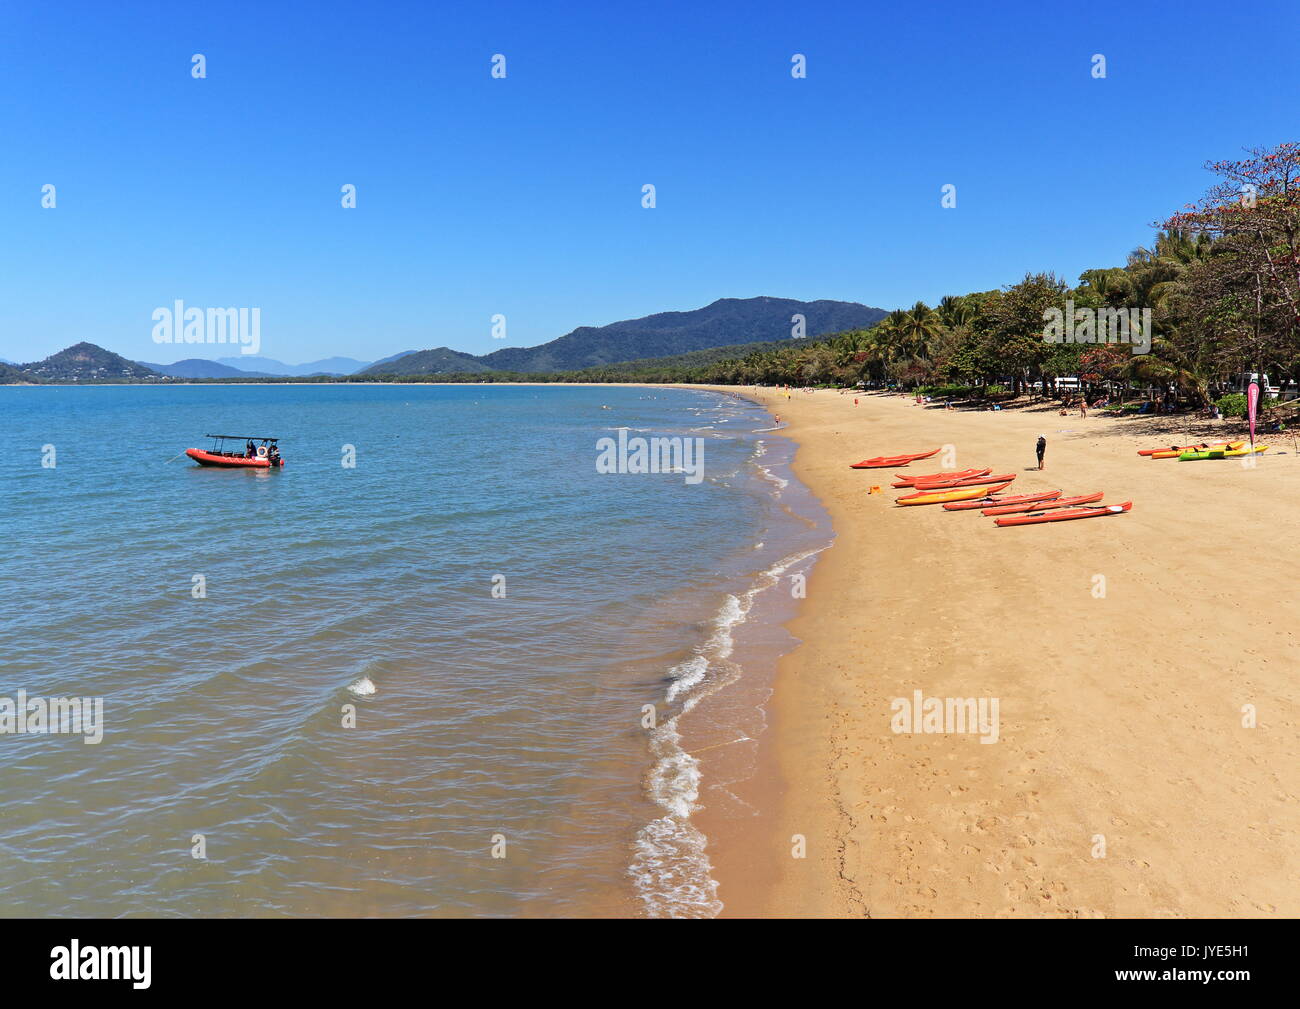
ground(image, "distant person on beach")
xmin=1079 ymin=400 xmax=1087 ymax=418
xmin=1036 ymin=435 xmax=1046 ymax=470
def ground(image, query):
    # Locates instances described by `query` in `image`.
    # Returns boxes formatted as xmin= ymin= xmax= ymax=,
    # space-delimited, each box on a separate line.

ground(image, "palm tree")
xmin=937 ymin=295 xmax=974 ymax=330
xmin=896 ymin=301 xmax=944 ymax=361
xmin=1121 ymin=338 xmax=1210 ymax=405
xmin=1079 ymin=268 xmax=1133 ymax=309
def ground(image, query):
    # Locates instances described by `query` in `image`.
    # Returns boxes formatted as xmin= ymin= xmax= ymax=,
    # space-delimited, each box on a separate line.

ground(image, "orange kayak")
xmin=982 ymin=492 xmax=1103 ymax=516
xmin=943 ymin=490 xmax=1061 ymax=511
xmin=995 ymin=502 xmax=1132 ymax=527
xmin=850 ymin=448 xmax=941 ymax=469
xmin=892 ymin=467 xmax=989 ymax=487
xmin=897 ymin=482 xmax=1013 ymax=506
xmin=1137 ymin=443 xmax=1209 ymax=456
xmin=908 ymin=472 xmax=1016 ymax=490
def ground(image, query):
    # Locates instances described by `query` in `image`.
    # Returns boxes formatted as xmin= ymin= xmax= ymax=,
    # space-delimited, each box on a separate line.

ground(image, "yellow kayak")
xmin=1224 ymin=444 xmax=1268 ymax=457
xmin=897 ymin=481 xmax=1013 ymax=506
xmin=1151 ymin=441 xmax=1244 ymax=459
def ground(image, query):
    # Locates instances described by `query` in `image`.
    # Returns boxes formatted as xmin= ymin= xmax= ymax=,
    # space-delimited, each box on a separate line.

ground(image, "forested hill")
xmin=360 ymin=297 xmax=888 ymax=375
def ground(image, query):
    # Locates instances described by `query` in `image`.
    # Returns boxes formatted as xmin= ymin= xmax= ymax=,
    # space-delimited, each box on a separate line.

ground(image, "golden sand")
xmin=697 ymin=386 xmax=1300 ymax=918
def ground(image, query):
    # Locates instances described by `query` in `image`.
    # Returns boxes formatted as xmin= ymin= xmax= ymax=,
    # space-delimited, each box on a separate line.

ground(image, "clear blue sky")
xmin=2 ymin=0 xmax=1297 ymax=364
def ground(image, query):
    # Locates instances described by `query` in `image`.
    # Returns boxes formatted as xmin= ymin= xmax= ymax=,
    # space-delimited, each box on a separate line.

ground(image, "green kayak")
xmin=1178 ymin=448 xmax=1226 ymax=461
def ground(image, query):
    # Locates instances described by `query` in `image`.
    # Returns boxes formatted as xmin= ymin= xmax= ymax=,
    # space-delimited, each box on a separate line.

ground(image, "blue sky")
xmin=2 ymin=0 xmax=1297 ymax=364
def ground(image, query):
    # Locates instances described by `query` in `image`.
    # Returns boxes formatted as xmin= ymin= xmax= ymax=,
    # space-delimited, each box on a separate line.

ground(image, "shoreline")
xmin=12 ymin=380 xmax=1296 ymax=917
xmin=693 ymin=385 xmax=1299 ymax=918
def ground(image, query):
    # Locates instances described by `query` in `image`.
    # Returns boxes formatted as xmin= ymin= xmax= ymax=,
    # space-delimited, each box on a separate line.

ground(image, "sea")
xmin=0 ymin=383 xmax=830 ymax=917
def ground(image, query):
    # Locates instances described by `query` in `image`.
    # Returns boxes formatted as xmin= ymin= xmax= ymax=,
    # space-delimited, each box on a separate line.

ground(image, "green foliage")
xmin=1215 ymin=392 xmax=1277 ymax=418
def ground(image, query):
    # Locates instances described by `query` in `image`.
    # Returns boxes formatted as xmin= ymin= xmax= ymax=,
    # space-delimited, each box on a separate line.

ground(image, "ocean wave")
xmin=629 ymin=712 xmax=723 ymax=918
xmin=665 ymin=655 xmax=707 ymax=703
xmin=629 ymin=815 xmax=722 ymax=919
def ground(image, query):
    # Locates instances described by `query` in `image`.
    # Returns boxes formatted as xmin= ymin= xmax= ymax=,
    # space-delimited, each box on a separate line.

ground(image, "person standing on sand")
xmin=1036 ymin=434 xmax=1047 ymax=470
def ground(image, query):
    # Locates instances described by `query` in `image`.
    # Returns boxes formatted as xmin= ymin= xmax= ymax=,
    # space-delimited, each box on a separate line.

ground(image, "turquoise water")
xmin=0 ymin=384 xmax=827 ymax=917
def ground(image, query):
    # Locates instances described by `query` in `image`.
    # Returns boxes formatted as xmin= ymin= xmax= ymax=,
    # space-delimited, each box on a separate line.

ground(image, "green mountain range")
xmin=3 ymin=296 xmax=889 ymax=384
xmin=361 ymin=347 xmax=494 ymax=375
xmin=360 ymin=297 xmax=886 ymax=375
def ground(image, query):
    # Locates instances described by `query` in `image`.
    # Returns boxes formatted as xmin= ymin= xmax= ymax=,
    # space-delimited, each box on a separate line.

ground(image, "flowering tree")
xmin=1164 ymin=143 xmax=1300 ymax=389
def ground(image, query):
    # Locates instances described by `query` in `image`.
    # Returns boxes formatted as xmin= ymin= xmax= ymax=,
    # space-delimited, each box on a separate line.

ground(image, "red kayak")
xmin=892 ymin=467 xmax=989 ymax=487
xmin=982 ymin=492 xmax=1102 ymax=516
xmin=1137 ymin=443 xmax=1207 ymax=457
xmin=909 ymin=472 xmax=1016 ymax=490
xmin=186 ymin=448 xmax=284 ymax=469
xmin=850 ymin=448 xmax=940 ymax=469
xmin=995 ymin=502 xmax=1132 ymax=527
xmin=942 ymin=490 xmax=1061 ymax=511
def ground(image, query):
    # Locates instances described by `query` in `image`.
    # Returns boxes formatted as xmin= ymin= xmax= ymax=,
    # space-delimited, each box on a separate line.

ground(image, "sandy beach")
xmin=696 ymin=386 xmax=1300 ymax=918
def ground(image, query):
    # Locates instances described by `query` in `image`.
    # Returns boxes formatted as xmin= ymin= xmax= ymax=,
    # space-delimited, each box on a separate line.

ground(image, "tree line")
xmin=536 ymin=142 xmax=1300 ymax=406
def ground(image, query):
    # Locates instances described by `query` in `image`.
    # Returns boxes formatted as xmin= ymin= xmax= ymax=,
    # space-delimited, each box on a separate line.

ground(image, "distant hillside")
xmin=23 ymin=343 xmax=162 ymax=382
xmin=364 ymin=297 xmax=888 ymax=375
xmin=0 ymin=362 xmax=37 ymax=384
xmin=214 ymin=355 xmax=373 ymax=376
xmin=138 ymin=358 xmax=276 ymax=379
xmin=367 ymin=350 xmax=418 ymax=371
xmin=574 ymin=332 xmax=842 ymax=374
xmin=360 ymin=347 xmax=494 ymax=376
xmin=479 ymin=297 xmax=886 ymax=372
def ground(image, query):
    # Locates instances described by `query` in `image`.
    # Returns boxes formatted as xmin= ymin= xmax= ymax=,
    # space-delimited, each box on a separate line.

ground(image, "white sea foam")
xmin=630 ymin=588 xmax=760 ymax=917
xmin=630 ymin=401 xmax=831 ymax=919
xmin=630 ymin=713 xmax=723 ymax=918
xmin=347 ymin=677 xmax=376 ymax=696
xmin=665 ymin=655 xmax=707 ymax=703
xmin=629 ymin=815 xmax=722 ymax=919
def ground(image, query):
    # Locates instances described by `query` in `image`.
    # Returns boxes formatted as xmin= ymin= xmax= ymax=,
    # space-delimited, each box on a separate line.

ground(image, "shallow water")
xmin=0 ymin=383 xmax=828 ymax=917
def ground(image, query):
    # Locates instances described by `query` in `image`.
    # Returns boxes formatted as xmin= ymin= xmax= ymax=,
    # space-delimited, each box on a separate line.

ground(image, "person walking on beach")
xmin=1036 ymin=434 xmax=1047 ymax=470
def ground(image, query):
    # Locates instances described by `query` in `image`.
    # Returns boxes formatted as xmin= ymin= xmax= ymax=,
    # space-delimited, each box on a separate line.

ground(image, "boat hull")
xmin=907 ymin=472 xmax=1015 ymax=490
xmin=981 ymin=492 xmax=1103 ymax=516
xmin=896 ymin=481 xmax=1012 ymax=506
xmin=851 ymin=448 xmax=940 ymax=469
xmin=892 ymin=467 xmax=989 ymax=487
xmin=943 ymin=490 xmax=1061 ymax=511
xmin=186 ymin=448 xmax=283 ymax=469
xmin=994 ymin=502 xmax=1132 ymax=527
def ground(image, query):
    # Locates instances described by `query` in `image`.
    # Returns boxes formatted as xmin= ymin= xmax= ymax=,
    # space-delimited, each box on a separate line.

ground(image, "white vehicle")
xmin=1227 ymin=373 xmax=1298 ymax=402
xmin=1229 ymin=372 xmax=1277 ymax=394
